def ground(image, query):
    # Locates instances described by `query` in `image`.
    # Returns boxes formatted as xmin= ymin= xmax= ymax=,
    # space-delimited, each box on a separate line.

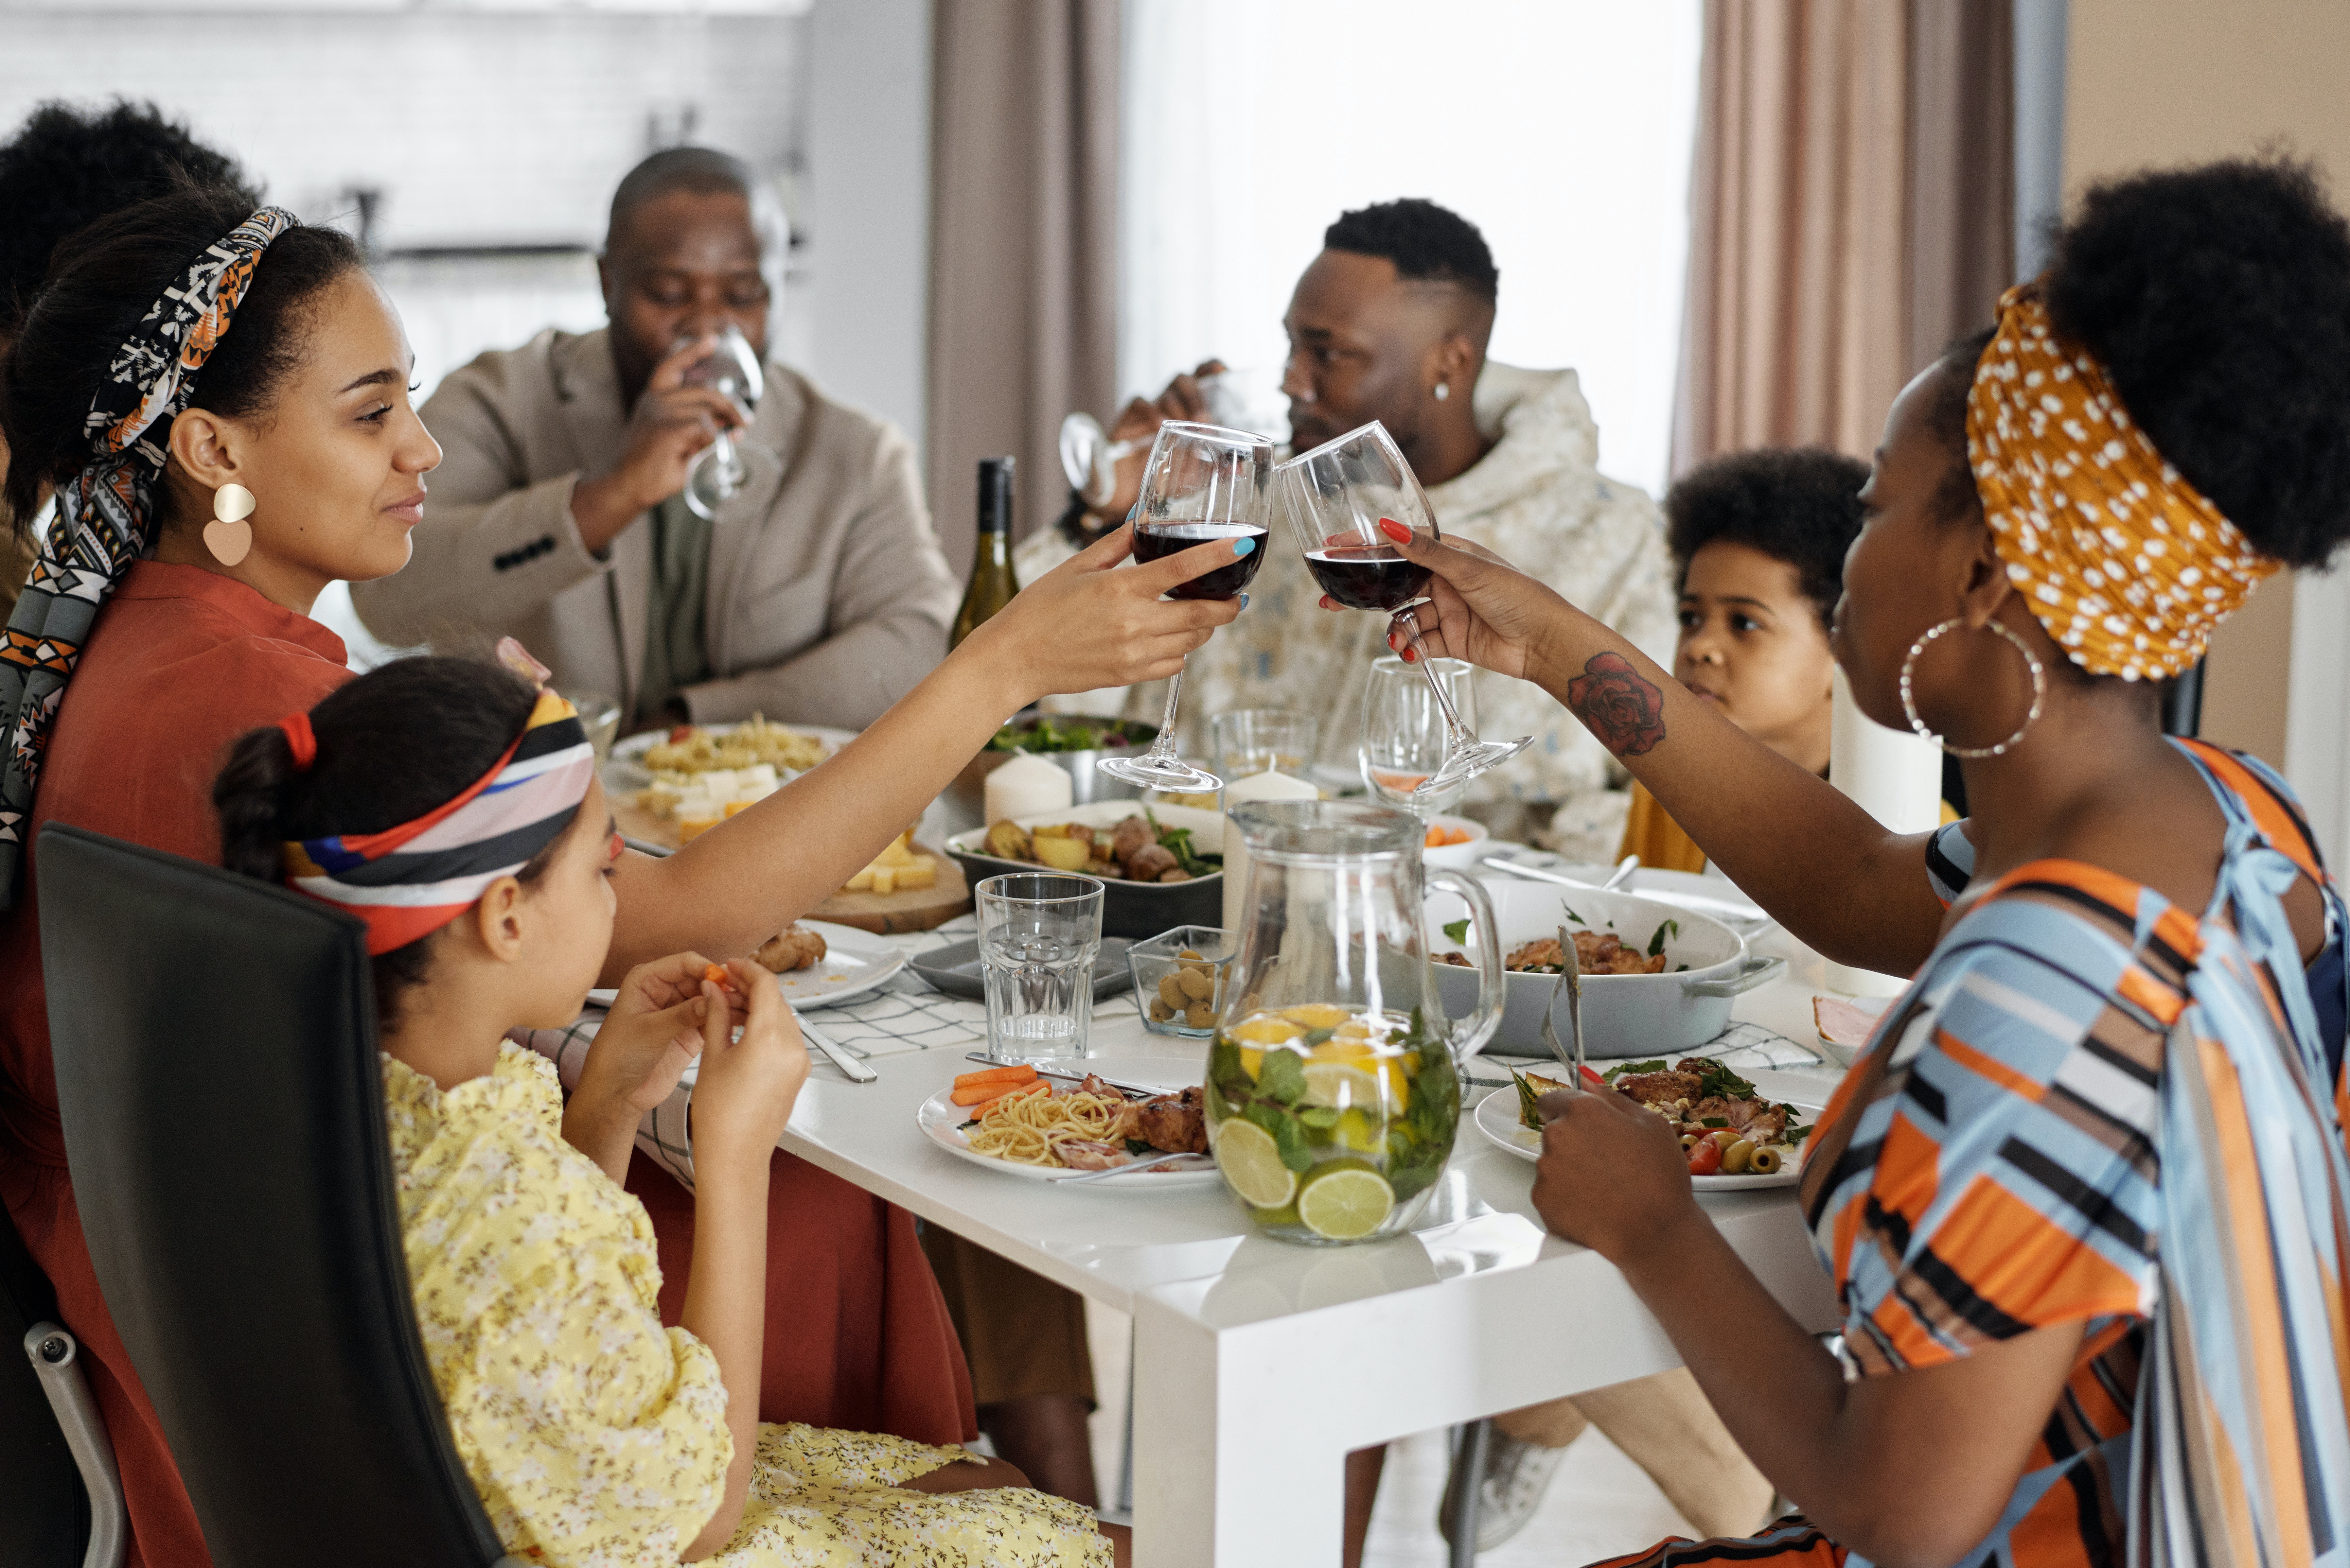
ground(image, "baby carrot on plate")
xmin=951 ymin=1063 xmax=1039 ymax=1106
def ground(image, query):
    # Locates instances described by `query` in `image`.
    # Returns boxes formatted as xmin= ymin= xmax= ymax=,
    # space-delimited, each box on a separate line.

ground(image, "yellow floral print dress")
xmin=382 ymin=1046 xmax=1111 ymax=1568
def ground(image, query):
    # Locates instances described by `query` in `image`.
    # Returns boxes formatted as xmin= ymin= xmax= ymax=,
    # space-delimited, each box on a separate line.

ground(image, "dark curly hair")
xmin=1930 ymin=155 xmax=2350 ymax=569
xmin=0 ymin=184 xmax=362 ymax=531
xmin=1324 ymin=198 xmax=1499 ymax=306
xmin=0 ymin=99 xmax=256 ymax=343
xmin=215 ymin=657 xmax=576 ymax=1029
xmin=1665 ymin=448 xmax=1869 ymax=630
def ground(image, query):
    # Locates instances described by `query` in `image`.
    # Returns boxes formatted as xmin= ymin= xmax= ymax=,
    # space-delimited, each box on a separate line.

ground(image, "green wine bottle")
xmin=950 ymin=456 xmax=1020 ymax=649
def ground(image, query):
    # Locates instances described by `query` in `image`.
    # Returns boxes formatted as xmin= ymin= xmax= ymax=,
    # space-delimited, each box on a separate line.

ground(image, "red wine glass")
xmin=1097 ymin=421 xmax=1274 ymax=793
xmin=1273 ymin=420 xmax=1531 ymax=795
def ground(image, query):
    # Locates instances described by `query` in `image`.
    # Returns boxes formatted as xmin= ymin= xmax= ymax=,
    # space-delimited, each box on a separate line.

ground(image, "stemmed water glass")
xmin=1095 ymin=421 xmax=1274 ymax=794
xmin=1275 ymin=421 xmax=1531 ymax=795
xmin=678 ymin=323 xmax=767 ymax=521
xmin=1359 ymin=653 xmax=1475 ymax=816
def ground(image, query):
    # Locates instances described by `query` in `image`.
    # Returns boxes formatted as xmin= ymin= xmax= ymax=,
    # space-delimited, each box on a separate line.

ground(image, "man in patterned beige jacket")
xmin=1021 ymin=198 xmax=1676 ymax=859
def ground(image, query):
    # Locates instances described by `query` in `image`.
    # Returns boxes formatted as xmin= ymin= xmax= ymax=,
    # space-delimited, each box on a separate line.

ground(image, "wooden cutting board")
xmin=612 ymin=794 xmax=973 ymax=935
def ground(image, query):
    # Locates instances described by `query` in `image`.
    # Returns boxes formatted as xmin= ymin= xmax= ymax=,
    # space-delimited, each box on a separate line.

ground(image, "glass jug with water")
xmin=1203 ymin=801 xmax=1504 ymax=1244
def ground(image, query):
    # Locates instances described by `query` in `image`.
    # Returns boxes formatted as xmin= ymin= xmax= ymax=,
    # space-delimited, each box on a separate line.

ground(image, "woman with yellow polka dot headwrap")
xmin=1326 ymin=157 xmax=2350 ymax=1568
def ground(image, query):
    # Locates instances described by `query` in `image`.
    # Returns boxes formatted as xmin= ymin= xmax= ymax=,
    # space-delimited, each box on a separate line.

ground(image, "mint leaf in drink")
xmin=1647 ymin=919 xmax=1679 ymax=958
xmin=1300 ymin=1027 xmax=1335 ymax=1048
xmin=1443 ymin=918 xmax=1471 ymax=945
xmin=1297 ymin=1106 xmax=1340 ymax=1129
xmin=1257 ymin=1048 xmax=1308 ymax=1105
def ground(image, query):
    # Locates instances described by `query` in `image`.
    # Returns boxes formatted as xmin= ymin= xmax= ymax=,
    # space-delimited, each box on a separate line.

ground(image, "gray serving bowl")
xmin=943 ymin=801 xmax=1223 ymax=940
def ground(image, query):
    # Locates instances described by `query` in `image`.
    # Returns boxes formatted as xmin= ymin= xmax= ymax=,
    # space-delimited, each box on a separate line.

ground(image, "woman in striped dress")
xmin=1362 ymin=156 xmax=2350 ymax=1568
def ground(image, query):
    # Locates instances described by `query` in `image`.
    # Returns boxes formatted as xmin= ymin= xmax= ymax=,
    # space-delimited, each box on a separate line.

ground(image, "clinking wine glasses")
xmin=1094 ymin=421 xmax=1274 ymax=794
xmin=678 ymin=323 xmax=768 ymax=522
xmin=1274 ymin=421 xmax=1532 ymax=795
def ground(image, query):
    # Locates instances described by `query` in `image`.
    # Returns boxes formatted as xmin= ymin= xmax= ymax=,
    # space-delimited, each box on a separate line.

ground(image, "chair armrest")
xmin=23 ymin=1323 xmax=126 ymax=1568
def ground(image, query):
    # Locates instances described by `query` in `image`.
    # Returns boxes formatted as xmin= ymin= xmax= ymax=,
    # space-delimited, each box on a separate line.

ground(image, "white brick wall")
xmin=0 ymin=8 xmax=805 ymax=250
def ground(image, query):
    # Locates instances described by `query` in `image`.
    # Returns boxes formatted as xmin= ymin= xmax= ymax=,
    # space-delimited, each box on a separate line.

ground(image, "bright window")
xmin=1119 ymin=0 xmax=1701 ymax=497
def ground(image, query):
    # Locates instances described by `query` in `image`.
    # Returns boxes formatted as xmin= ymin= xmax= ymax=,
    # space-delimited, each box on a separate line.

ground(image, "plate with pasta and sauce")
xmin=915 ymin=1057 xmax=1221 ymax=1186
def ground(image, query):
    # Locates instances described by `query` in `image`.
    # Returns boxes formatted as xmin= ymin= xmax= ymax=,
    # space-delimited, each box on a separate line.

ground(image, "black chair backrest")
xmin=0 ymin=1204 xmax=90 ymax=1567
xmin=38 ymin=824 xmax=505 ymax=1567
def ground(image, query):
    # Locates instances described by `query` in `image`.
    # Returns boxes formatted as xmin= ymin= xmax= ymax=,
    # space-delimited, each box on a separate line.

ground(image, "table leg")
xmin=1131 ymin=1295 xmax=1351 ymax=1566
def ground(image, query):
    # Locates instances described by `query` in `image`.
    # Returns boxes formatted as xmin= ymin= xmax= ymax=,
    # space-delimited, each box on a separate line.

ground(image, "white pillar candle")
xmin=1220 ymin=768 xmax=1321 ymax=934
xmin=1825 ymin=667 xmax=1946 ymax=997
xmin=984 ymin=752 xmax=1073 ymax=824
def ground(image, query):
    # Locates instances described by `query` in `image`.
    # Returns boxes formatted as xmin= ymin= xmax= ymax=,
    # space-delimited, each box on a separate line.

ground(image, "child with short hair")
xmin=1619 ymin=448 xmax=1869 ymax=873
xmin=215 ymin=655 xmax=1117 ymax=1568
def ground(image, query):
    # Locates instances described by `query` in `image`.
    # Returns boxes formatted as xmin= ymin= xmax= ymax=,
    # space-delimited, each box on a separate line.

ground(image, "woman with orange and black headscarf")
xmin=1354 ymin=157 xmax=2350 ymax=1568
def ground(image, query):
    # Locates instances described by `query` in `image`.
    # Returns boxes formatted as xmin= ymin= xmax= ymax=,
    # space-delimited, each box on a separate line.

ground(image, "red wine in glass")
xmin=1133 ymin=520 xmax=1268 ymax=600
xmin=1304 ymin=546 xmax=1433 ymax=611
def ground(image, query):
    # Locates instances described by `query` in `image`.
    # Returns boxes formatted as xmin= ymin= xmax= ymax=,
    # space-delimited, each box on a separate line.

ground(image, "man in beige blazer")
xmin=353 ymin=148 xmax=957 ymax=730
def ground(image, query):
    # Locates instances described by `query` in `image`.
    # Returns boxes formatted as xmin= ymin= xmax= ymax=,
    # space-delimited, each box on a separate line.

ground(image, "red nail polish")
xmin=1378 ymin=517 xmax=1411 ymax=544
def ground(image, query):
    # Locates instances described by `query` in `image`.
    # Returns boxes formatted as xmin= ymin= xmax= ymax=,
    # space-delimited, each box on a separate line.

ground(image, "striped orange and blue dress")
xmin=1597 ymin=742 xmax=2350 ymax=1568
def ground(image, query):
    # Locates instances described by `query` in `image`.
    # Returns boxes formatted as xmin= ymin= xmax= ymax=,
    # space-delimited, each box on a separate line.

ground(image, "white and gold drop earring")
xmin=206 ymin=482 xmax=255 ymax=567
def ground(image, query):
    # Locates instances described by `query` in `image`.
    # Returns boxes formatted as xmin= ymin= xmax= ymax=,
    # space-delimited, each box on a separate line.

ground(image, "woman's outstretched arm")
xmin=1367 ymin=524 xmax=1948 ymax=975
xmin=599 ymin=524 xmax=1246 ymax=979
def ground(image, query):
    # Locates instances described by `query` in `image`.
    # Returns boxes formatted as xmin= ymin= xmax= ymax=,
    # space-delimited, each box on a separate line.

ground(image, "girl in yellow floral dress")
xmin=215 ymin=655 xmax=1122 ymax=1568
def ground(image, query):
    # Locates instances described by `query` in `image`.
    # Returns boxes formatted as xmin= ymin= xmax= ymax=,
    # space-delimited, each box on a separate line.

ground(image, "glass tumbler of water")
xmin=976 ymin=873 xmax=1106 ymax=1062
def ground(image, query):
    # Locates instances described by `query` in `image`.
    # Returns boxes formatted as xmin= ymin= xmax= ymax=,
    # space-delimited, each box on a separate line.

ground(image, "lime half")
xmin=1297 ymin=1161 xmax=1395 ymax=1241
xmin=1216 ymin=1118 xmax=1298 ymax=1209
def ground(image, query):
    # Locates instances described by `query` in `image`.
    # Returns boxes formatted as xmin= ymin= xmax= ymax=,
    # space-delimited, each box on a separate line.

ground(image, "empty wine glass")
xmin=1095 ymin=421 xmax=1274 ymax=794
xmin=680 ymin=323 xmax=766 ymax=522
xmin=1274 ymin=421 xmax=1531 ymax=795
xmin=1359 ymin=653 xmax=1475 ymax=817
xmin=1057 ymin=367 xmax=1289 ymax=506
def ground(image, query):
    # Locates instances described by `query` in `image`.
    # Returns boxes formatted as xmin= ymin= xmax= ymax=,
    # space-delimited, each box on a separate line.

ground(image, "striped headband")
xmin=282 ymin=690 xmax=595 ymax=954
xmin=1966 ymin=284 xmax=2277 ymax=681
xmin=0 ymin=206 xmax=299 ymax=911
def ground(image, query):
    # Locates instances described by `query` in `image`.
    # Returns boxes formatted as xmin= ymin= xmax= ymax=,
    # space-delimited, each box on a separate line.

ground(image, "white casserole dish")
xmin=1423 ymin=880 xmax=1784 ymax=1057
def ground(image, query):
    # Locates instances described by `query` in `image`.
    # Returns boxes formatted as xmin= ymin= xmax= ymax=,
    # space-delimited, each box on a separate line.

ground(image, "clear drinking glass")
xmin=1359 ymin=655 xmax=1475 ymax=816
xmin=1057 ymin=367 xmax=1289 ymax=506
xmin=976 ymin=873 xmax=1106 ymax=1062
xmin=1211 ymin=708 xmax=1318 ymax=781
xmin=1273 ymin=421 xmax=1532 ymax=795
xmin=679 ymin=323 xmax=768 ymax=522
xmin=1096 ymin=421 xmax=1274 ymax=794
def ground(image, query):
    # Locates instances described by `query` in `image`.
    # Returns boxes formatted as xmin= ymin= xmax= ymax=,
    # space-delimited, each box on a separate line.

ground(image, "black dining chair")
xmin=0 ymin=1197 xmax=124 ymax=1568
xmin=38 ymin=822 xmax=526 ymax=1568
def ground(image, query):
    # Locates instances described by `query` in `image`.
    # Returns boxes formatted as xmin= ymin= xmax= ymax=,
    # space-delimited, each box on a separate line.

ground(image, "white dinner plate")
xmin=915 ymin=1054 xmax=1221 ymax=1187
xmin=603 ymin=721 xmax=859 ymax=791
xmin=583 ymin=921 xmax=906 ymax=1012
xmin=1471 ymin=1068 xmax=1822 ymax=1190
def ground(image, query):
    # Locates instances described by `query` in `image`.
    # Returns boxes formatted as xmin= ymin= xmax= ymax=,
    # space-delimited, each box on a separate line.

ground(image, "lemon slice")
xmin=1214 ymin=1119 xmax=1298 ymax=1209
xmin=1297 ymin=1162 xmax=1395 ymax=1241
xmin=1300 ymin=1059 xmax=1409 ymax=1113
xmin=1277 ymin=1003 xmax=1352 ymax=1030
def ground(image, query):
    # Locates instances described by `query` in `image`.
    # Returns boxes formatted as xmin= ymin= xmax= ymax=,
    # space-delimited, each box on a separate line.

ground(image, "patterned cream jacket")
xmin=1020 ymin=363 xmax=1676 ymax=814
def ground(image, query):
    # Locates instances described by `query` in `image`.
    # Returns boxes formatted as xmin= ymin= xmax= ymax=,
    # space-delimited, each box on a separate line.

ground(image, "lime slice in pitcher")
xmin=1298 ymin=1161 xmax=1395 ymax=1241
xmin=1216 ymin=1119 xmax=1298 ymax=1210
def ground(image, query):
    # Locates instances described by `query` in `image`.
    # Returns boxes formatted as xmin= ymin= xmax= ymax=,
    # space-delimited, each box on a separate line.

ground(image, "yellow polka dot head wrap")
xmin=1965 ymin=284 xmax=2277 ymax=681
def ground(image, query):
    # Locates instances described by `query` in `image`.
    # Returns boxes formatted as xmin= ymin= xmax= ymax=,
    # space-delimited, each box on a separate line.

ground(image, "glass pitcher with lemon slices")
xmin=1203 ymin=801 xmax=1504 ymax=1244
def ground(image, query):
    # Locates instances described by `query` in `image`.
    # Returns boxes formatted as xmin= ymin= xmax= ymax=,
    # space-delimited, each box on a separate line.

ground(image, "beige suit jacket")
xmin=351 ymin=327 xmax=958 ymax=728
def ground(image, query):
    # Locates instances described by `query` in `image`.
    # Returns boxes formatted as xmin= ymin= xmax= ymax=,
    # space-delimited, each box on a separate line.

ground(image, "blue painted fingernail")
xmin=1233 ymin=536 xmax=1255 ymax=557
xmin=1239 ymin=593 xmax=1250 ymax=610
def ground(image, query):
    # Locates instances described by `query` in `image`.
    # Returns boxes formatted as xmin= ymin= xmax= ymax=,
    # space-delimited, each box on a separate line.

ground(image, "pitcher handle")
xmin=1428 ymin=869 xmax=1505 ymax=1063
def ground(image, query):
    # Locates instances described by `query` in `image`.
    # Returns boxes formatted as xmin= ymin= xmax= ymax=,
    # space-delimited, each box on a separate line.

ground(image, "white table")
xmin=773 ymin=915 xmax=1849 ymax=1567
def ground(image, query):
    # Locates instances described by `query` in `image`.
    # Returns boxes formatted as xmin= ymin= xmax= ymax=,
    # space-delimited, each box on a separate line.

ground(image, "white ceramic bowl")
xmin=1418 ymin=814 xmax=1490 ymax=872
xmin=1424 ymin=880 xmax=1785 ymax=1057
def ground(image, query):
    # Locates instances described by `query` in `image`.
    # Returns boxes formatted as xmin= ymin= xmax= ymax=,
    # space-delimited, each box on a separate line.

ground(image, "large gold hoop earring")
xmin=1899 ymin=617 xmax=2046 ymax=758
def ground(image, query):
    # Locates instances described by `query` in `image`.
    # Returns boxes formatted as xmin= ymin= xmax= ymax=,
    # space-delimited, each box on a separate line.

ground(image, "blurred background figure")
xmin=350 ymin=147 xmax=957 ymax=734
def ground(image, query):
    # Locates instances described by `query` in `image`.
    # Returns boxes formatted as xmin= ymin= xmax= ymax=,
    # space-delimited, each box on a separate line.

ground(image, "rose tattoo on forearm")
xmin=1566 ymin=651 xmax=1667 ymax=757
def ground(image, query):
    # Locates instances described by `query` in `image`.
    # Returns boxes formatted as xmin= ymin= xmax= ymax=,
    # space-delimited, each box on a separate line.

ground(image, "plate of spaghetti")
xmin=916 ymin=1057 xmax=1220 ymax=1185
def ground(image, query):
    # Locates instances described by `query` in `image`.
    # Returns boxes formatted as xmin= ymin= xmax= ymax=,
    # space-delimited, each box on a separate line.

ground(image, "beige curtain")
xmin=926 ymin=0 xmax=1120 ymax=575
xmin=1673 ymin=0 xmax=2014 ymax=473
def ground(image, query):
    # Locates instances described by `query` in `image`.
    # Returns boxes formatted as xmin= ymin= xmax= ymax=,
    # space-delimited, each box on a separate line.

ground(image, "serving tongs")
xmin=1538 ymin=923 xmax=1590 ymax=1095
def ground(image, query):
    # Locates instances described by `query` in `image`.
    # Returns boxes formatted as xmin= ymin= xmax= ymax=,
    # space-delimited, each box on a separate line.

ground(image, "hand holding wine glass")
xmin=1276 ymin=421 xmax=1531 ymax=795
xmin=1096 ymin=421 xmax=1274 ymax=793
xmin=680 ymin=323 xmax=769 ymax=521
xmin=1352 ymin=526 xmax=1573 ymax=685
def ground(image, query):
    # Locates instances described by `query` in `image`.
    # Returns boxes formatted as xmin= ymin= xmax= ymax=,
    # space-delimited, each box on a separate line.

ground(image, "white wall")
xmin=802 ymin=0 xmax=931 ymax=450
xmin=1118 ymin=0 xmax=1702 ymax=499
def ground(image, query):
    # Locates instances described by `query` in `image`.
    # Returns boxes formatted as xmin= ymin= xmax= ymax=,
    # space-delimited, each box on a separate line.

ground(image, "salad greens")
xmin=986 ymin=716 xmax=1149 ymax=754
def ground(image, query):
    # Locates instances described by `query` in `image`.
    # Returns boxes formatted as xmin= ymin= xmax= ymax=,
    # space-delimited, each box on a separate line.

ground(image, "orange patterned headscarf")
xmin=1965 ymin=284 xmax=2275 ymax=681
